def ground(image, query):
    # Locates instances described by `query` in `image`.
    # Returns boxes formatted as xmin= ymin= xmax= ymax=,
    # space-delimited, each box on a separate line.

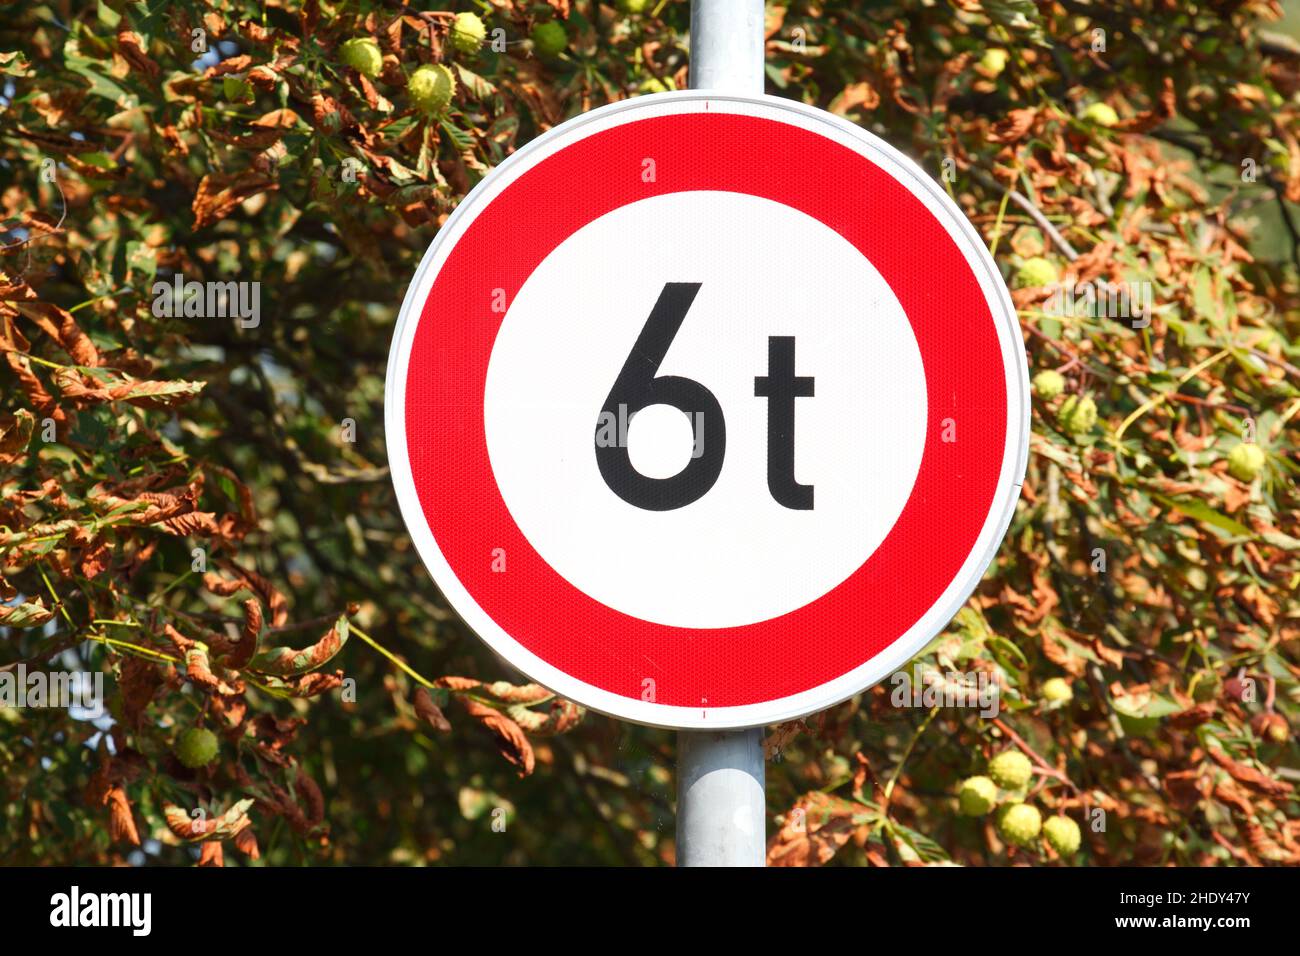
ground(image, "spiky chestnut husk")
xmin=1058 ymin=394 xmax=1098 ymax=437
xmin=979 ymin=48 xmax=1009 ymax=76
xmin=450 ymin=13 xmax=487 ymax=55
xmin=1082 ymin=102 xmax=1119 ymax=127
xmin=1043 ymin=815 xmax=1082 ymax=856
xmin=1227 ymin=442 xmax=1266 ymax=482
xmin=988 ymin=750 xmax=1033 ymax=790
xmin=408 ymin=64 xmax=456 ymax=115
xmin=339 ymin=38 xmax=384 ymax=79
xmin=1033 ymin=369 xmax=1066 ymax=399
xmin=1016 ymin=256 xmax=1059 ymax=289
xmin=1042 ymin=677 xmax=1074 ymax=703
xmin=174 ymin=727 xmax=219 ymax=768
xmin=958 ymin=775 xmax=999 ymax=816
xmin=997 ymin=803 xmax=1042 ymax=847
xmin=532 ymin=21 xmax=567 ymax=59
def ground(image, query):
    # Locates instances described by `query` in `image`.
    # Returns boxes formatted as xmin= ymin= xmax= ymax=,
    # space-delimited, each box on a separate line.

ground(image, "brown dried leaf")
xmin=295 ymin=770 xmax=325 ymax=826
xmin=251 ymin=615 xmax=348 ymax=676
xmin=460 ymin=697 xmax=535 ymax=777
xmin=0 ymin=598 xmax=54 ymax=627
xmin=255 ymin=670 xmax=343 ymax=698
xmin=988 ymin=108 xmax=1037 ymax=144
xmin=202 ymin=54 xmax=252 ymax=79
xmin=106 ymin=785 xmax=141 ymax=846
xmin=13 ymin=301 xmax=100 ymax=367
xmin=1208 ymin=748 xmax=1294 ymax=797
xmin=767 ymin=792 xmax=858 ymax=867
xmin=0 ymin=408 xmax=34 ymax=465
xmin=233 ymin=826 xmax=260 ymax=860
xmin=250 ymin=108 xmax=301 ymax=129
xmin=231 ymin=598 xmax=262 ymax=668
xmin=155 ymin=511 xmax=223 ymax=536
xmin=163 ymin=798 xmax=254 ymax=843
xmin=830 ymin=81 xmax=880 ymax=116
xmin=413 ymin=686 xmax=451 ymax=732
xmin=185 ymin=644 xmax=240 ymax=696
xmin=192 ymin=172 xmax=277 ymax=230
xmin=118 ymin=656 xmax=162 ymax=730
xmin=116 ymin=26 xmax=160 ymax=80
xmin=435 ymin=675 xmax=484 ymax=692
xmin=477 ymin=681 xmax=553 ymax=705
xmin=764 ymin=720 xmax=806 ymax=759
xmin=1168 ymin=701 xmax=1216 ymax=730
xmin=54 ymin=368 xmax=205 ymax=408
xmin=197 ymin=841 xmax=224 ymax=867
xmin=203 ymin=572 xmax=246 ymax=597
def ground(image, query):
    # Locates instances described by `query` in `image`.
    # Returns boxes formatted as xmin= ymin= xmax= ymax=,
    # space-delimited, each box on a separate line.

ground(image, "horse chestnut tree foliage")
xmin=2 ymin=0 xmax=1299 ymax=866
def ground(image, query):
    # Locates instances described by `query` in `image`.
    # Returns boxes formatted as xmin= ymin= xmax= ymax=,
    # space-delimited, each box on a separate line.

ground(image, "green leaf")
xmin=438 ymin=118 xmax=474 ymax=153
xmin=125 ymin=239 xmax=157 ymax=283
xmin=1260 ymin=529 xmax=1300 ymax=551
xmin=1151 ymin=493 xmax=1253 ymax=538
xmin=96 ymin=0 xmax=121 ymax=28
xmin=1112 ymin=691 xmax=1181 ymax=737
xmin=454 ymin=63 xmax=496 ymax=100
xmin=984 ymin=0 xmax=1050 ymax=46
xmin=63 ymin=36 xmax=138 ymax=109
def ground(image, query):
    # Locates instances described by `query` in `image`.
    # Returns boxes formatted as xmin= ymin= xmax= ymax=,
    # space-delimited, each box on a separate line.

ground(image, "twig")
xmin=1021 ymin=322 xmax=1115 ymax=381
xmin=970 ymin=168 xmax=1080 ymax=260
xmin=1165 ymin=392 xmax=1251 ymax=415
xmin=348 ymin=622 xmax=437 ymax=689
xmin=991 ymin=717 xmax=1080 ymax=794
xmin=882 ymin=705 xmax=940 ymax=813
xmin=1249 ymin=348 xmax=1300 ymax=381
xmin=1114 ymin=349 xmax=1230 ymax=445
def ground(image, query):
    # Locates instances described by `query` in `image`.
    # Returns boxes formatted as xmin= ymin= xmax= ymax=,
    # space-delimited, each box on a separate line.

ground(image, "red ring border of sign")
xmin=386 ymin=92 xmax=1030 ymax=730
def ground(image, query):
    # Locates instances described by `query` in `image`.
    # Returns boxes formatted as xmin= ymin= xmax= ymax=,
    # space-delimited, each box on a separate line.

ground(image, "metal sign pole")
xmin=689 ymin=0 xmax=766 ymax=93
xmin=677 ymin=727 xmax=765 ymax=866
xmin=675 ymin=0 xmax=767 ymax=868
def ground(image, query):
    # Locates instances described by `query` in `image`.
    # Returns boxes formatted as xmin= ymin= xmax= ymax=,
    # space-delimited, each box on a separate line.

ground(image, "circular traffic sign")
xmin=387 ymin=91 xmax=1029 ymax=729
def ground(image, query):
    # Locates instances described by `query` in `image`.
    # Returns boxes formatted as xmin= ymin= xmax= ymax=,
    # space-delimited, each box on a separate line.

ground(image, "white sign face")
xmin=388 ymin=92 xmax=1029 ymax=729
xmin=486 ymin=190 xmax=928 ymax=629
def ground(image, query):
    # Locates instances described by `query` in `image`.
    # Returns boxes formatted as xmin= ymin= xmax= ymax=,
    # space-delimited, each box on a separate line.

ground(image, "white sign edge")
xmin=384 ymin=90 xmax=1031 ymax=730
